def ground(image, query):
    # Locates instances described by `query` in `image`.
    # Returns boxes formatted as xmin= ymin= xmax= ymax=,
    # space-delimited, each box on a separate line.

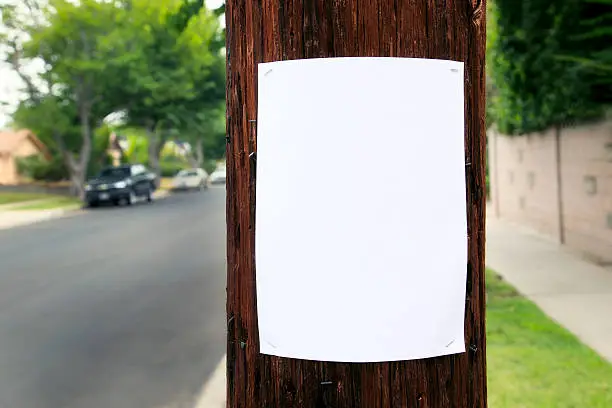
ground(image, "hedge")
xmin=487 ymin=0 xmax=612 ymax=135
xmin=16 ymin=155 xmax=69 ymax=182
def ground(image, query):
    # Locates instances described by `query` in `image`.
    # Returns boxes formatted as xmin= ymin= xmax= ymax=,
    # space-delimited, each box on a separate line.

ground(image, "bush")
xmin=16 ymin=155 xmax=69 ymax=182
xmin=160 ymin=161 xmax=188 ymax=177
xmin=487 ymin=0 xmax=610 ymax=135
xmin=203 ymin=159 xmax=218 ymax=174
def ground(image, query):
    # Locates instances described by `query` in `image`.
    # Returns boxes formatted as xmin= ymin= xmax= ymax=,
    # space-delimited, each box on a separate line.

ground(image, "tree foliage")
xmin=488 ymin=0 xmax=612 ymax=135
xmin=1 ymin=0 xmax=131 ymax=196
xmin=111 ymin=0 xmax=225 ymax=177
xmin=1 ymin=0 xmax=226 ymax=194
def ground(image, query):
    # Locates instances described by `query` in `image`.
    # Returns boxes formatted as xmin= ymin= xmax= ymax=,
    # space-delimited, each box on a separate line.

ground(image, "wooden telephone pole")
xmin=226 ymin=1 xmax=487 ymax=407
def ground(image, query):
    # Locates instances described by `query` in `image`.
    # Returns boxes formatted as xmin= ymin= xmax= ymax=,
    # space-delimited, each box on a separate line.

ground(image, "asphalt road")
xmin=0 ymin=188 xmax=227 ymax=408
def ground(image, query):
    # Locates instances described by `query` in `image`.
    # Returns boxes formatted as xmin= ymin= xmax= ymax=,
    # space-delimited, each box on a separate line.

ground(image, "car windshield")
xmin=99 ymin=167 xmax=130 ymax=178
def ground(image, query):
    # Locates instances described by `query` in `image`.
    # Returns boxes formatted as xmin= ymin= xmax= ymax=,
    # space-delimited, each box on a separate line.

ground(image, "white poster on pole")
xmin=255 ymin=57 xmax=467 ymax=363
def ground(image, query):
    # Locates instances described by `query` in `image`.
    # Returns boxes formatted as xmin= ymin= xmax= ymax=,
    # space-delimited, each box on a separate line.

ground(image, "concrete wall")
xmin=489 ymin=121 xmax=612 ymax=264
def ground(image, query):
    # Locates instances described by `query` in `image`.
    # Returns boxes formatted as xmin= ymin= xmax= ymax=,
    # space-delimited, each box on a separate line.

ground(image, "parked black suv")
xmin=84 ymin=164 xmax=157 ymax=207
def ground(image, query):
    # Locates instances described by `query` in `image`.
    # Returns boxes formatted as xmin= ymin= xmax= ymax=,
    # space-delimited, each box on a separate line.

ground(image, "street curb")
xmin=0 ymin=191 xmax=171 ymax=231
xmin=194 ymin=355 xmax=226 ymax=408
xmin=154 ymin=190 xmax=171 ymax=199
xmin=0 ymin=207 xmax=83 ymax=230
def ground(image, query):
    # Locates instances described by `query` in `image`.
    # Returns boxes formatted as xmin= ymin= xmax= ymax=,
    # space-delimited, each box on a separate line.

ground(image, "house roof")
xmin=0 ymin=129 xmax=51 ymax=159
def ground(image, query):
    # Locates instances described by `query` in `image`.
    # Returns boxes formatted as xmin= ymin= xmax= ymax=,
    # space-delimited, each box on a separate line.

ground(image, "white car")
xmin=171 ymin=168 xmax=209 ymax=191
xmin=209 ymin=167 xmax=226 ymax=184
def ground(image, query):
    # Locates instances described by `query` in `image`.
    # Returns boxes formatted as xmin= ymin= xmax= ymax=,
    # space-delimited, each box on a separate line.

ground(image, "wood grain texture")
xmin=226 ymin=0 xmax=487 ymax=406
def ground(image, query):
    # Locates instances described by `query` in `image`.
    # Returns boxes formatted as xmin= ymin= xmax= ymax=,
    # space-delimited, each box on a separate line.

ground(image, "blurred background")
xmin=486 ymin=1 xmax=612 ymax=406
xmin=0 ymin=0 xmax=611 ymax=407
xmin=0 ymin=1 xmax=228 ymax=407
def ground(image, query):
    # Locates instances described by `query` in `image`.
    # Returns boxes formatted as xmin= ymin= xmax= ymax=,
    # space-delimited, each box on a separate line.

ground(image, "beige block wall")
xmin=489 ymin=121 xmax=612 ymax=263
xmin=489 ymin=127 xmax=561 ymax=240
xmin=559 ymin=122 xmax=612 ymax=262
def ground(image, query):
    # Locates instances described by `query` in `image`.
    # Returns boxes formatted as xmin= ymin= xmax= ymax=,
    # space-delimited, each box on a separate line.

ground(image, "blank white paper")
xmin=255 ymin=57 xmax=467 ymax=363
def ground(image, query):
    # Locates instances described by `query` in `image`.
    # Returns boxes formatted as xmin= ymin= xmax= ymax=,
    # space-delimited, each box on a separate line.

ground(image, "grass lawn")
xmin=487 ymin=269 xmax=612 ymax=407
xmin=12 ymin=195 xmax=81 ymax=211
xmin=0 ymin=192 xmax=51 ymax=206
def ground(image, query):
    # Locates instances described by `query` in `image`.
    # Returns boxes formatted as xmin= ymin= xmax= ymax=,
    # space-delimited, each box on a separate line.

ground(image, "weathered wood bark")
xmin=226 ymin=1 xmax=487 ymax=407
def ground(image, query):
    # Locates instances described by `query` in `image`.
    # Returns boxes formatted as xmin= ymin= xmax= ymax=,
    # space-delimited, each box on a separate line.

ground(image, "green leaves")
xmin=115 ymin=0 xmax=224 ymax=129
xmin=488 ymin=0 xmax=611 ymax=134
xmin=2 ymin=0 xmax=226 ymax=186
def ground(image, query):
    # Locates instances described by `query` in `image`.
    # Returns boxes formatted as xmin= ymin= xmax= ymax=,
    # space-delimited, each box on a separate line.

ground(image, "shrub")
xmin=160 ymin=161 xmax=188 ymax=177
xmin=16 ymin=155 xmax=69 ymax=182
xmin=203 ymin=159 xmax=217 ymax=174
xmin=487 ymin=0 xmax=611 ymax=135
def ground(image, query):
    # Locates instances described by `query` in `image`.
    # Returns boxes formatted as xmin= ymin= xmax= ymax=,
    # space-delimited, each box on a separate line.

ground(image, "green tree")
xmin=1 ymin=0 xmax=130 ymax=197
xmin=1 ymin=0 xmax=226 ymax=193
xmin=180 ymin=103 xmax=226 ymax=168
xmin=109 ymin=0 xmax=225 ymax=180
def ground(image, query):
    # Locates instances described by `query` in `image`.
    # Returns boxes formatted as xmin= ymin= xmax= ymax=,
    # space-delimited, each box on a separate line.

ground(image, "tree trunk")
xmin=146 ymin=126 xmax=164 ymax=185
xmin=60 ymin=152 xmax=86 ymax=200
xmin=57 ymin=150 xmax=88 ymax=200
xmin=226 ymin=1 xmax=487 ymax=407
xmin=77 ymin=100 xmax=93 ymax=187
xmin=187 ymin=139 xmax=204 ymax=168
xmin=69 ymin=167 xmax=86 ymax=200
xmin=53 ymin=118 xmax=91 ymax=201
xmin=195 ymin=138 xmax=204 ymax=167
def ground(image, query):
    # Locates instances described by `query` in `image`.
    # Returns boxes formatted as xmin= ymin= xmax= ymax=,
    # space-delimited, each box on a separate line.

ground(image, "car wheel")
xmin=87 ymin=201 xmax=99 ymax=208
xmin=121 ymin=190 xmax=136 ymax=206
xmin=146 ymin=187 xmax=153 ymax=202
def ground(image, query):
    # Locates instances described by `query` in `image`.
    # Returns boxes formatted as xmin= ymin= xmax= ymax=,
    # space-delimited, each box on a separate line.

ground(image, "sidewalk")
xmin=486 ymin=209 xmax=612 ymax=362
xmin=0 ymin=208 xmax=79 ymax=230
xmin=194 ymin=356 xmax=226 ymax=408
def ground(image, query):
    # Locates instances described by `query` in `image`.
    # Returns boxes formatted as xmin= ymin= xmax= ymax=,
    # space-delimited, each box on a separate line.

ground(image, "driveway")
xmin=0 ymin=189 xmax=226 ymax=408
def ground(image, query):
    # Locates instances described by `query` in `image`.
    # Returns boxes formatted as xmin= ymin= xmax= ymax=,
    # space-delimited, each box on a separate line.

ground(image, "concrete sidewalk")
xmin=194 ymin=356 xmax=226 ymax=408
xmin=486 ymin=210 xmax=612 ymax=362
xmin=0 ymin=208 xmax=80 ymax=230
